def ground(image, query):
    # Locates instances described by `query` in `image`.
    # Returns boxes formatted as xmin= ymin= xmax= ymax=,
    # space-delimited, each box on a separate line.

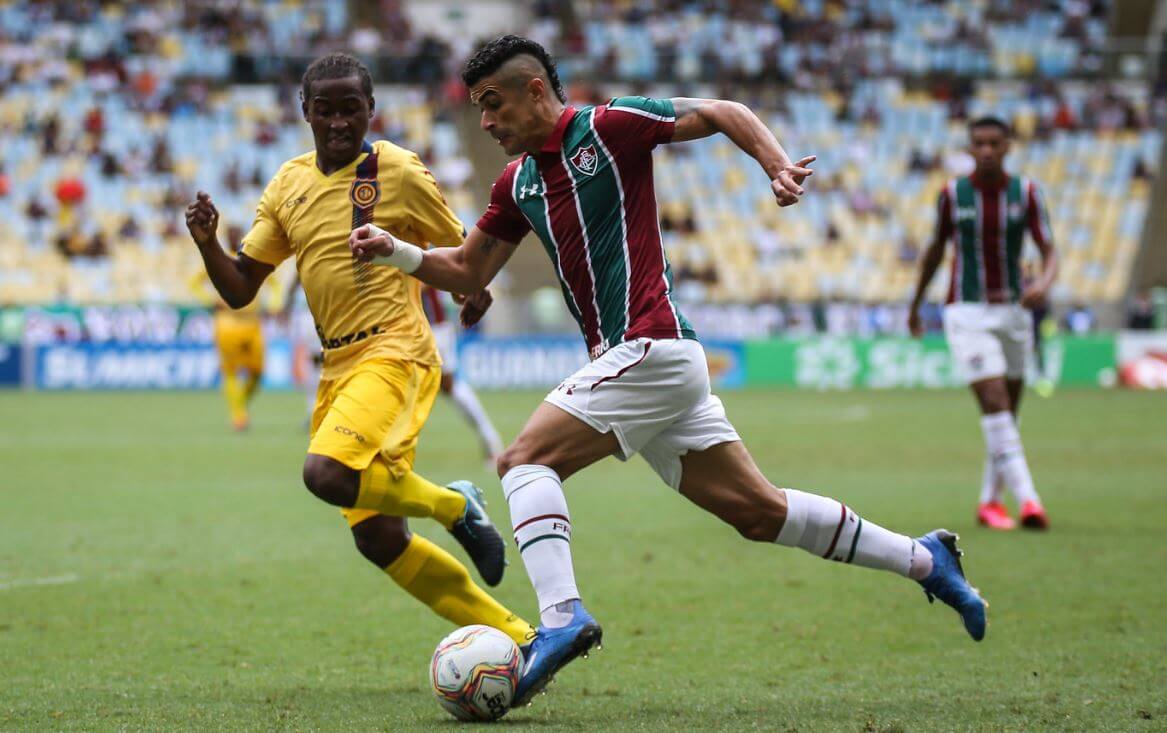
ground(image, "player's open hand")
xmin=349 ymin=224 xmax=394 ymax=262
xmin=460 ymin=289 xmax=493 ymax=328
xmin=771 ymin=155 xmax=816 ymax=207
xmin=185 ymin=191 xmax=220 ymax=247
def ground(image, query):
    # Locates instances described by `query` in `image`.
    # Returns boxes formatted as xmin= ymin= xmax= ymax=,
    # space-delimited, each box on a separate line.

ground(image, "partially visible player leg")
xmin=221 ymin=367 xmax=250 ymax=431
xmin=347 ymin=513 xmax=534 ymax=647
xmin=946 ymin=305 xmax=1038 ymax=528
xmin=1002 ymin=305 xmax=1047 ymax=527
xmin=665 ymin=436 xmax=986 ymax=642
xmin=497 ymin=401 xmax=617 ymax=706
xmin=303 ymin=359 xmax=506 ymax=584
xmin=443 ymin=374 xmax=505 ymax=463
xmin=972 ymin=376 xmax=1046 ymax=529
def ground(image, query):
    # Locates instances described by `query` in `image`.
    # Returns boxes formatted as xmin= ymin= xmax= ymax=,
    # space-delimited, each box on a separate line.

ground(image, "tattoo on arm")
xmin=668 ymin=97 xmax=718 ymax=143
xmin=480 ymin=235 xmax=499 ymax=255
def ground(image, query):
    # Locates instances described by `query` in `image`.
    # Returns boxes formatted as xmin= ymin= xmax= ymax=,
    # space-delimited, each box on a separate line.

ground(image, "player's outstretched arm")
xmin=668 ymin=97 xmax=815 ymax=207
xmin=349 ymin=224 xmax=516 ymax=296
xmin=185 ymin=191 xmax=273 ymax=308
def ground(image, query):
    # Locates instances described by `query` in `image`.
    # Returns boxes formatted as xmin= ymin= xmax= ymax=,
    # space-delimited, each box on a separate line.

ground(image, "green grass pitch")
xmin=1 ymin=387 xmax=1163 ymax=731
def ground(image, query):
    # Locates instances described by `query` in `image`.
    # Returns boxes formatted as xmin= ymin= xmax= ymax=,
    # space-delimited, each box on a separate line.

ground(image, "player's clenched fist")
xmin=186 ymin=191 xmax=220 ymax=247
xmin=349 ymin=224 xmax=394 ymax=262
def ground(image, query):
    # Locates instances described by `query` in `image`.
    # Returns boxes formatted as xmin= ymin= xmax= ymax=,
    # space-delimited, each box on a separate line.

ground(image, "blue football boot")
xmin=446 ymin=480 xmax=506 ymax=587
xmin=513 ymin=601 xmax=603 ymax=707
xmin=916 ymin=529 xmax=988 ymax=641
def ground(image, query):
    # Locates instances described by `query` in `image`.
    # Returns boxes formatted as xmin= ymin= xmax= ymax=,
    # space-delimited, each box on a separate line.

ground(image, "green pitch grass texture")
xmin=0 ymin=388 xmax=1163 ymax=731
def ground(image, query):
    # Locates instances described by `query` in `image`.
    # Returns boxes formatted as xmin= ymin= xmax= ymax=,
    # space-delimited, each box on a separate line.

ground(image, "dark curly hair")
xmin=461 ymin=35 xmax=566 ymax=104
xmin=301 ymin=52 xmax=373 ymax=102
xmin=969 ymin=115 xmax=1011 ymax=137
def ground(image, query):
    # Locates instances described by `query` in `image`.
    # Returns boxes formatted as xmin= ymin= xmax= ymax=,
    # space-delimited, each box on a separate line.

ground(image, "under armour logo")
xmin=519 ymin=183 xmax=543 ymax=199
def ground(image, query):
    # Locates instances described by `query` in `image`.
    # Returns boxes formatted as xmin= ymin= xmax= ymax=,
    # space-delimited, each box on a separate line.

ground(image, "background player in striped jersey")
xmin=908 ymin=116 xmax=1057 ymax=531
xmin=352 ymin=35 xmax=988 ymax=706
xmin=421 ymin=285 xmax=505 ymax=466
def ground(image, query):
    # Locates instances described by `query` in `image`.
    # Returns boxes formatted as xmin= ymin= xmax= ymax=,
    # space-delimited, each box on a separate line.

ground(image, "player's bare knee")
xmin=302 ymin=454 xmax=358 ymax=507
xmin=351 ymin=516 xmax=411 ymax=568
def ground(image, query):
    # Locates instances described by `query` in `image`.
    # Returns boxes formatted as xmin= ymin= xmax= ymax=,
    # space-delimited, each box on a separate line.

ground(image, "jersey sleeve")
xmin=241 ymin=174 xmax=292 ymax=266
xmin=402 ymin=153 xmax=465 ymax=247
xmin=474 ymin=162 xmax=530 ymax=244
xmin=595 ymin=96 xmax=677 ymax=152
xmin=1025 ymin=180 xmax=1054 ymax=250
xmin=934 ymin=184 xmax=954 ymax=243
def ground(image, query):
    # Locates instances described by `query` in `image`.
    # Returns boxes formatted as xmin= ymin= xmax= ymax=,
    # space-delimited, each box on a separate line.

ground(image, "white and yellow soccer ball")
xmin=429 ymin=625 xmax=522 ymax=721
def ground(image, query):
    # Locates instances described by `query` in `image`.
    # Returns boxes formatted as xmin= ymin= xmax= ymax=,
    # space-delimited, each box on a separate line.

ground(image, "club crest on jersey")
xmin=349 ymin=178 xmax=380 ymax=208
xmin=570 ymin=144 xmax=598 ymax=176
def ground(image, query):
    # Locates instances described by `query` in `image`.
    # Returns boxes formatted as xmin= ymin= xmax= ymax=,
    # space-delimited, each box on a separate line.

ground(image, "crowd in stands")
xmin=0 ymin=0 xmax=1162 ymax=336
xmin=536 ymin=0 xmax=1117 ymax=83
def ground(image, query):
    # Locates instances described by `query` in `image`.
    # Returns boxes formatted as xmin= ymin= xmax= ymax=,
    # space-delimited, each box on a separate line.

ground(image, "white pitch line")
xmin=0 ymin=574 xmax=80 ymax=591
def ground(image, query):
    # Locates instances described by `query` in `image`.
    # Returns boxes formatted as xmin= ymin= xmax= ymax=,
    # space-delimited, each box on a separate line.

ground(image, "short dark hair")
xmin=968 ymin=115 xmax=1011 ymax=137
xmin=301 ymin=52 xmax=373 ymax=102
xmin=461 ymin=35 xmax=566 ymax=104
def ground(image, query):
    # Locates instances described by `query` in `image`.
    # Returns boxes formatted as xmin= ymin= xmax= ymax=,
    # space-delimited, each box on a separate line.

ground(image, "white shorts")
xmin=544 ymin=338 xmax=740 ymax=490
xmin=943 ymin=303 xmax=1032 ymax=384
xmin=431 ymin=321 xmax=457 ymax=374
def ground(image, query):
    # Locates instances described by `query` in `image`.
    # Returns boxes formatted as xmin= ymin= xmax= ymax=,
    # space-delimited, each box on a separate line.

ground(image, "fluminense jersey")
xmin=476 ymin=97 xmax=696 ymax=359
xmin=935 ymin=173 xmax=1053 ymax=305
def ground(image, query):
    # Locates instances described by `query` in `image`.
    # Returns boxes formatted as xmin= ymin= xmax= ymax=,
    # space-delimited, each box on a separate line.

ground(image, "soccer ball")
xmin=429 ymin=624 xmax=522 ymax=721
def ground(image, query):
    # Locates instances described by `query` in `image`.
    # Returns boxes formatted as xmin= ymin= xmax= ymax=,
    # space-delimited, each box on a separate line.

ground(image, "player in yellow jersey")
xmin=191 ymin=227 xmax=267 ymax=431
xmin=184 ymin=52 xmax=533 ymax=648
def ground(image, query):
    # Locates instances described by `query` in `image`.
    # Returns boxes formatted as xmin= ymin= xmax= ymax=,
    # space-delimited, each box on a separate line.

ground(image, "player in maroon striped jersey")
xmin=909 ymin=116 xmax=1058 ymax=531
xmin=352 ymin=35 xmax=988 ymax=706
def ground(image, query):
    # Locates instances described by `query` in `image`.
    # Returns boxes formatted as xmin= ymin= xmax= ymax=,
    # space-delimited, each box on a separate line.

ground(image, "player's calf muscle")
xmin=351 ymin=516 xmax=411 ymax=567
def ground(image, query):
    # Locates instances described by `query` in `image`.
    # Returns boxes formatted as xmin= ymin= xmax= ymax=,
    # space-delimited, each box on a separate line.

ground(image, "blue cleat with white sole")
xmin=916 ymin=529 xmax=988 ymax=641
xmin=446 ymin=480 xmax=506 ymax=587
xmin=513 ymin=601 xmax=603 ymax=708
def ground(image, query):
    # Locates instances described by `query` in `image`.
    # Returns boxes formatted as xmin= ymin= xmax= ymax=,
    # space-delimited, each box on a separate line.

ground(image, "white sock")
xmin=501 ymin=464 xmax=580 ymax=627
xmin=978 ymin=456 xmax=1004 ymax=505
xmin=450 ymin=379 xmax=505 ymax=458
xmin=980 ymin=412 xmax=1040 ymax=505
xmin=776 ymin=489 xmax=932 ymax=580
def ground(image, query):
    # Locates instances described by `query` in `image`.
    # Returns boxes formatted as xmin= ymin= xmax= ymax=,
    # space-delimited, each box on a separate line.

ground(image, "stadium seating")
xmin=0 ymin=0 xmax=1159 ymax=312
xmin=654 ymin=81 xmax=1160 ymax=304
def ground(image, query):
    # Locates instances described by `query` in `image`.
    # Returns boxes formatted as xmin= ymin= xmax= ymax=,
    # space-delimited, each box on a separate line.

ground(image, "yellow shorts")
xmin=308 ymin=358 xmax=441 ymax=527
xmin=214 ymin=318 xmax=265 ymax=375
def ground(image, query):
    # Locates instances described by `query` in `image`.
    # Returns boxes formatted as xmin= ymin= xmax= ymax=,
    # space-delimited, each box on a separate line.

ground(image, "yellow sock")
xmin=355 ymin=457 xmax=466 ymax=529
xmin=222 ymin=371 xmax=248 ymax=424
xmin=243 ymin=371 xmax=261 ymax=402
xmin=386 ymin=535 xmax=534 ymax=647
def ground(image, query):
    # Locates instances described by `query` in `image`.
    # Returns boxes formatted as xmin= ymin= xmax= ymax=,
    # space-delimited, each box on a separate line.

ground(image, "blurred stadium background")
xmin=3 ymin=3 xmax=1167 ymax=730
xmin=1 ymin=0 xmax=1165 ymax=393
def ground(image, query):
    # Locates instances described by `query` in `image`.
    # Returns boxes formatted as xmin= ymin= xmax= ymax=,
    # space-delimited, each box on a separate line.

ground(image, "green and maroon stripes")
xmin=508 ymin=102 xmax=696 ymax=358
xmin=821 ymin=502 xmax=864 ymax=564
xmin=513 ymin=513 xmax=571 ymax=553
xmin=946 ymin=175 xmax=1037 ymax=304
